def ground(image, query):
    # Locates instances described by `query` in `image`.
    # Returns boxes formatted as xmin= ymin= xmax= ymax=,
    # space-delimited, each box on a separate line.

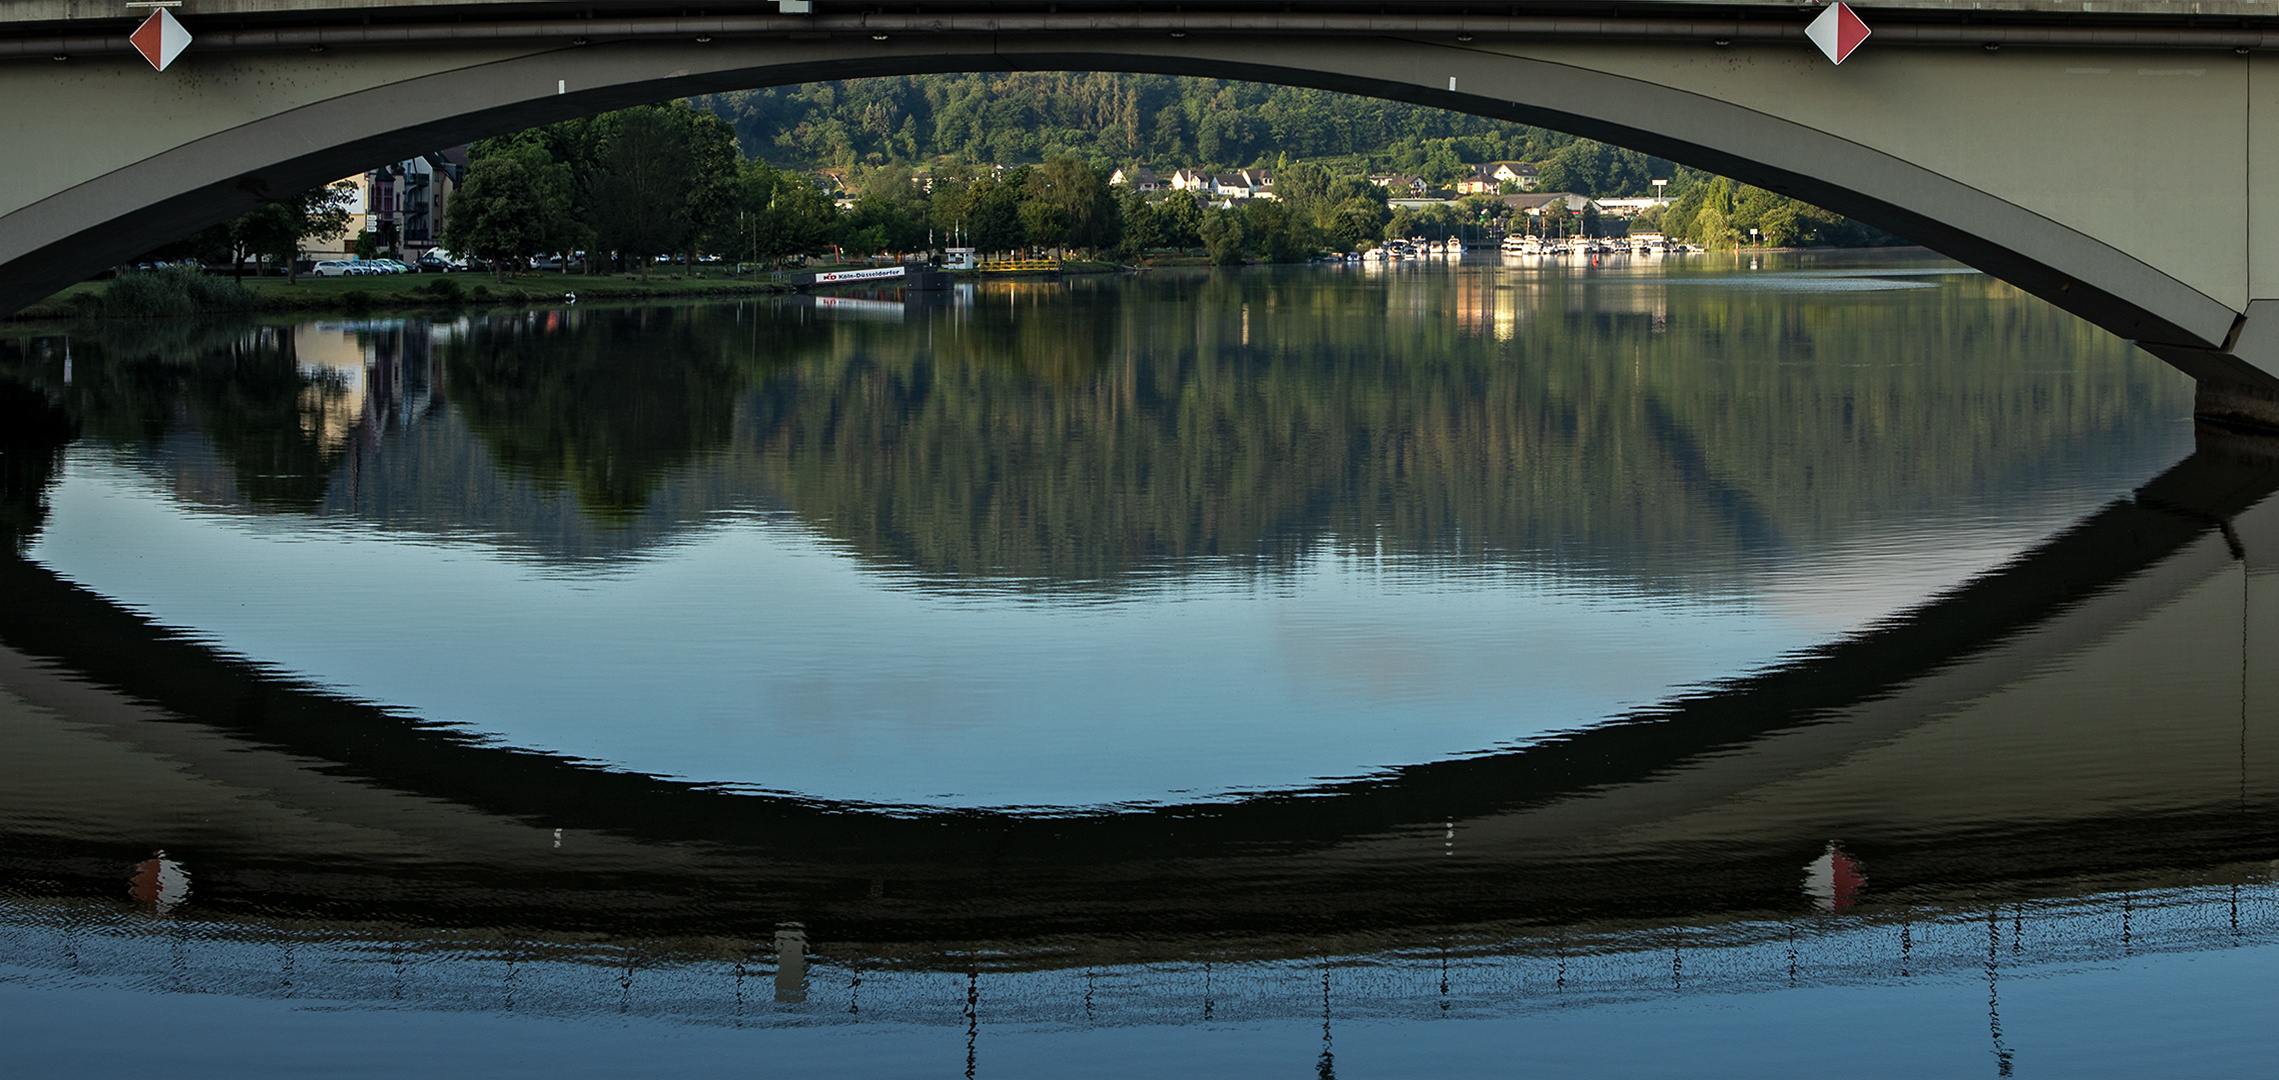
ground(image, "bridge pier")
xmin=2192 ymin=379 xmax=2279 ymax=432
xmin=2137 ymin=303 xmax=2279 ymax=430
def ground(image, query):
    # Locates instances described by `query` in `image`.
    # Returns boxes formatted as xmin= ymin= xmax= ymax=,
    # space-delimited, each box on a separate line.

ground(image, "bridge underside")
xmin=7 ymin=16 xmax=2279 ymax=419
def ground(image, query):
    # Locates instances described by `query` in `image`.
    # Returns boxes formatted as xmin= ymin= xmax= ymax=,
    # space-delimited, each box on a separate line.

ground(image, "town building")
xmin=1109 ymin=166 xmax=1162 ymax=191
xmin=1591 ymin=197 xmax=1662 ymax=216
xmin=1210 ymin=169 xmax=1275 ymax=200
xmin=1164 ymin=167 xmax=1275 ymax=203
xmin=1370 ymin=173 xmax=1433 ymax=197
xmin=300 ymin=150 xmax=466 ymax=260
xmin=1497 ymin=192 xmax=1601 ymax=216
xmin=1456 ymin=161 xmax=1540 ymax=195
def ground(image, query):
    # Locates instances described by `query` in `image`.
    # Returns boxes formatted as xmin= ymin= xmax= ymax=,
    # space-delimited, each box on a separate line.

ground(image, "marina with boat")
xmin=1352 ymin=231 xmax=1704 ymax=264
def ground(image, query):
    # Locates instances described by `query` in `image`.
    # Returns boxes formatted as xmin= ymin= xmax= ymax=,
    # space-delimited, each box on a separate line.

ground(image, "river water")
xmin=2 ymin=251 xmax=2274 ymax=1076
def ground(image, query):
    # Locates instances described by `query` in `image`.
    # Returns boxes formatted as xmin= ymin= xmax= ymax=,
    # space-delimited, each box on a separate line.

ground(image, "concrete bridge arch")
xmin=5 ymin=8 xmax=2279 ymax=415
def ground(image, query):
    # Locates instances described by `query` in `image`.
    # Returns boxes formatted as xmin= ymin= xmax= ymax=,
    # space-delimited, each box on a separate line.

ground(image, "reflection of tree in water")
xmin=742 ymin=270 xmax=2185 ymax=585
xmin=441 ymin=307 xmax=774 ymax=522
xmin=0 ymin=270 xmax=2192 ymax=583
xmin=0 ymin=321 xmax=352 ymax=513
xmin=0 ymin=375 xmax=75 ymax=555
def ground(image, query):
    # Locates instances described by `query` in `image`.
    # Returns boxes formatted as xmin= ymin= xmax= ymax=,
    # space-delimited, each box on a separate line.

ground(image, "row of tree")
xmin=140 ymin=78 xmax=1899 ymax=276
xmin=142 ymin=185 xmax=358 ymax=283
xmin=1644 ymin=177 xmax=1895 ymax=249
xmin=443 ymin=105 xmax=1148 ymax=273
xmin=690 ymin=73 xmax=1896 ymax=250
xmin=443 ymin=104 xmax=747 ymax=280
xmin=697 ymin=74 xmax=1609 ymax=182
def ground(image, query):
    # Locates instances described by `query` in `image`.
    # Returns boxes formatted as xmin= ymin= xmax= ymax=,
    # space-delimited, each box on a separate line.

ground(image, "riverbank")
xmin=4 ymin=270 xmax=799 ymax=322
xmin=7 ymin=261 xmax=1140 ymax=322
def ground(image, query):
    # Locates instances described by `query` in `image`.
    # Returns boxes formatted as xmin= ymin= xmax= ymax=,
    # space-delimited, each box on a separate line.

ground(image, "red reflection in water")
xmin=129 ymin=850 xmax=189 ymax=915
xmin=1805 ymin=841 xmax=1866 ymax=913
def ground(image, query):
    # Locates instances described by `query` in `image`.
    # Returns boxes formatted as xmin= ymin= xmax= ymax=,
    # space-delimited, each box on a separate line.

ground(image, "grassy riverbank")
xmin=8 ymin=260 xmax=1134 ymax=322
xmin=6 ymin=270 xmax=796 ymax=322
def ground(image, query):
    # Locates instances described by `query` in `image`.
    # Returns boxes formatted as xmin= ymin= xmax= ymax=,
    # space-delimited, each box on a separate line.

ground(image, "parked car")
xmin=415 ymin=252 xmax=452 ymax=273
xmin=310 ymin=260 xmax=356 ymax=278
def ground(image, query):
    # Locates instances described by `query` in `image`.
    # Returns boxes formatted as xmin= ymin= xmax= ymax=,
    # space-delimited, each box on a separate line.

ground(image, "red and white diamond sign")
xmin=129 ymin=8 xmax=192 ymax=72
xmin=1805 ymin=2 xmax=1871 ymax=65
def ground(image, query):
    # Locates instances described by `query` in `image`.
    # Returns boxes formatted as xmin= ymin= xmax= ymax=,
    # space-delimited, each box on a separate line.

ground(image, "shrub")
xmin=101 ymin=272 xmax=191 ymax=317
xmin=339 ymin=289 xmax=373 ymax=310
xmin=469 ymin=284 xmax=492 ymax=301
xmin=101 ymin=266 xmax=256 ymax=317
xmin=181 ymin=270 xmax=256 ymax=311
xmin=423 ymin=277 xmax=465 ymax=302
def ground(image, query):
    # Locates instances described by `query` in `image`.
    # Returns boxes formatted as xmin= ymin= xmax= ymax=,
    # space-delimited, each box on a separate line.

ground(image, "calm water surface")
xmin=2 ymin=251 xmax=2274 ymax=1076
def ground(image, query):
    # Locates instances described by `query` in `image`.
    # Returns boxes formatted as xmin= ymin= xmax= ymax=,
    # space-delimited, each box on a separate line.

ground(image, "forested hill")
xmin=693 ymin=73 xmax=1679 ymax=196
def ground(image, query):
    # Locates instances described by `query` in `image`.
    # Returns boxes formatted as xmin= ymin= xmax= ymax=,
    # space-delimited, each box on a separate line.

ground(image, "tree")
xmin=1198 ymin=207 xmax=1246 ymax=265
xmin=231 ymin=182 xmax=356 ymax=284
xmin=1120 ymin=193 xmax=1207 ymax=252
xmin=770 ymin=173 xmax=842 ymax=261
xmin=444 ymin=144 xmax=572 ymax=280
xmin=1018 ymin=199 xmax=1072 ymax=250
xmin=1242 ymin=199 xmax=1315 ymax=263
xmin=1023 ymin=156 xmax=1121 ymax=252
xmin=846 ymin=193 xmax=927 ymax=256
xmin=1755 ymin=203 xmax=1803 ymax=248
xmin=136 ymin=223 xmax=231 ymax=273
xmin=953 ymin=172 xmax=1026 ymax=254
xmin=1119 ymin=193 xmax=1168 ymax=250
xmin=1693 ymin=204 xmax=1740 ymax=249
xmin=1323 ymin=197 xmax=1390 ymax=250
xmin=678 ymin=108 xmax=744 ymax=268
xmin=714 ymin=159 xmax=797 ymax=266
xmin=590 ymin=106 xmax=697 ymax=279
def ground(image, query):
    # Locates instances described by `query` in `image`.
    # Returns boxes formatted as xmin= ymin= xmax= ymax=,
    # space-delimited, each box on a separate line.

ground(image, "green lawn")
xmin=247 ymin=269 xmax=790 ymax=309
xmin=8 ymin=261 xmax=1138 ymax=323
xmin=7 ymin=268 xmax=793 ymax=321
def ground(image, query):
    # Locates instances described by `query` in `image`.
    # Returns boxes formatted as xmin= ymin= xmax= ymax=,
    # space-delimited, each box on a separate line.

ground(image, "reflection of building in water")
xmin=292 ymin=321 xmax=442 ymax=457
xmin=291 ymin=323 xmax=368 ymax=455
xmin=1443 ymin=272 xmax=1674 ymax=342
xmin=127 ymin=850 xmax=188 ymax=914
xmin=1804 ymin=841 xmax=1866 ymax=913
xmin=1450 ymin=271 xmax=1490 ymax=338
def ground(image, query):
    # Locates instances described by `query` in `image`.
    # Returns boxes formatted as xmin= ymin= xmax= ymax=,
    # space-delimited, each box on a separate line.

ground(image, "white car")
xmin=310 ymin=260 xmax=356 ymax=277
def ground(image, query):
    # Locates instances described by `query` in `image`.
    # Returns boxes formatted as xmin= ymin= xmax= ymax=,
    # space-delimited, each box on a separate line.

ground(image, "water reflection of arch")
xmin=4 ymin=423 xmax=2277 ymax=957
